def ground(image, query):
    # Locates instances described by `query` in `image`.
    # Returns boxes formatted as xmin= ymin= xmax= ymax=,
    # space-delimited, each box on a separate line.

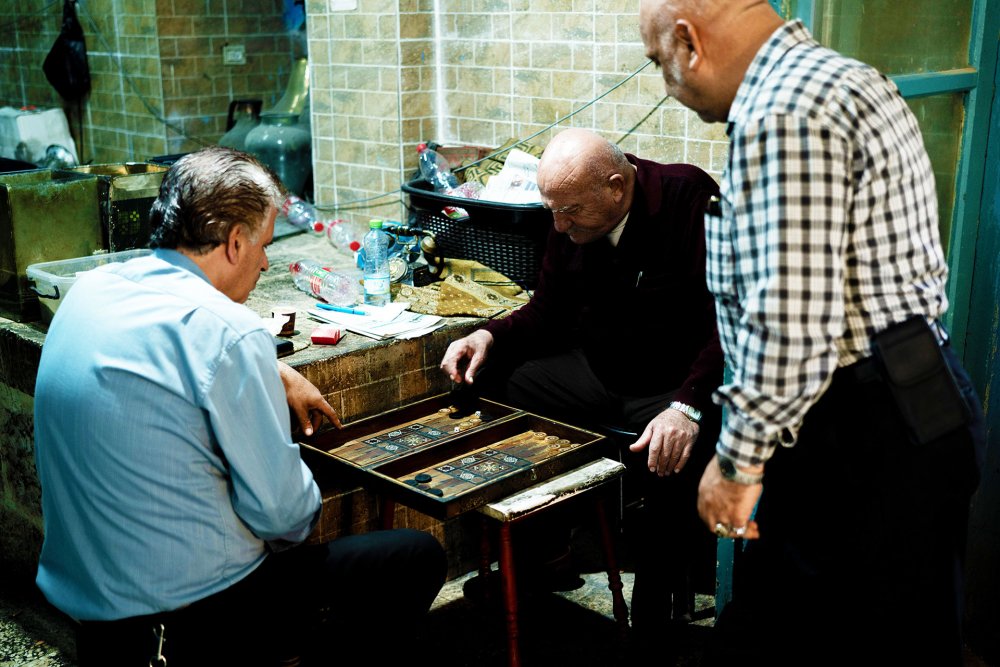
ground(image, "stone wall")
xmin=0 ymin=322 xmax=46 ymax=584
xmin=0 ymin=0 xmax=167 ymax=163
xmin=156 ymin=0 xmax=302 ymax=155
xmin=304 ymin=0 xmax=726 ymax=222
xmin=0 ymin=0 xmax=299 ymax=163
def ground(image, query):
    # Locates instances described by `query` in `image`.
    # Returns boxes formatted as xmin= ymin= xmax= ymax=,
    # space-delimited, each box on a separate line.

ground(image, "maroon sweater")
xmin=483 ymin=154 xmax=723 ymax=417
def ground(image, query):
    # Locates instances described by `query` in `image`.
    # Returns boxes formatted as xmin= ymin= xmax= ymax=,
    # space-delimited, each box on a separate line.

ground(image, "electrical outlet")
xmin=222 ymin=44 xmax=246 ymax=66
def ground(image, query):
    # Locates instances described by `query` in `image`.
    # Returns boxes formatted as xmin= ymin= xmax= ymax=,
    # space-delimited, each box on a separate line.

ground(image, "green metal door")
xmin=960 ymin=32 xmax=1000 ymax=664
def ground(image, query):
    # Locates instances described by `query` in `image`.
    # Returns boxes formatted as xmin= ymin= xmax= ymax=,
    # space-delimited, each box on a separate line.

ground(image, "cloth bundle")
xmin=395 ymin=259 xmax=529 ymax=319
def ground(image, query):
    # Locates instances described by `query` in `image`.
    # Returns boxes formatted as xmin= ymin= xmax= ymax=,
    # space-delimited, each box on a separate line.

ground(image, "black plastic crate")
xmin=402 ymin=179 xmax=550 ymax=289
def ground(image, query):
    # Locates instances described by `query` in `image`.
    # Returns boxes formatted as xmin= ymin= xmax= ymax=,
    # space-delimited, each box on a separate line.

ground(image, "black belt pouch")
xmin=871 ymin=316 xmax=971 ymax=445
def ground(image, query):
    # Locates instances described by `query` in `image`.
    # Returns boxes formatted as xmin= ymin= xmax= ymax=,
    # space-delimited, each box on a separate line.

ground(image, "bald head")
xmin=639 ymin=0 xmax=783 ymax=122
xmin=536 ymin=129 xmax=635 ymax=245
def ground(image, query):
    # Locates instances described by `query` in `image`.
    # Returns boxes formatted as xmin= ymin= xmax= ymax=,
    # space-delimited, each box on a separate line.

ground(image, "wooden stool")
xmin=476 ymin=457 xmax=629 ymax=667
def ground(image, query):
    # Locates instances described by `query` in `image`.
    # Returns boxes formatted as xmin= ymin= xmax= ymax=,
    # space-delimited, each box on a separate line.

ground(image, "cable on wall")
xmin=315 ymin=58 xmax=662 ymax=214
xmin=16 ymin=4 xmax=665 ymax=213
xmin=76 ymin=1 xmax=212 ymax=147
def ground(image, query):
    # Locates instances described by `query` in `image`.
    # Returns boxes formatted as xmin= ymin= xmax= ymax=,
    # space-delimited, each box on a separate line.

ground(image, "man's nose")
xmin=552 ymin=213 xmax=572 ymax=233
xmin=261 ymin=252 xmax=269 ymax=272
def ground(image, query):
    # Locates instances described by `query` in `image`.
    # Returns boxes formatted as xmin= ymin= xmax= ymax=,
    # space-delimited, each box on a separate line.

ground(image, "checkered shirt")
xmin=707 ymin=21 xmax=949 ymax=467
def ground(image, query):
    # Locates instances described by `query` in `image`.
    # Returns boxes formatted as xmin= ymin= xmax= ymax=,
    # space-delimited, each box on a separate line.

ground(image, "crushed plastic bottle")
xmin=325 ymin=219 xmax=364 ymax=256
xmin=288 ymin=259 xmax=358 ymax=306
xmin=417 ymin=143 xmax=459 ymax=193
xmin=281 ymin=195 xmax=325 ymax=235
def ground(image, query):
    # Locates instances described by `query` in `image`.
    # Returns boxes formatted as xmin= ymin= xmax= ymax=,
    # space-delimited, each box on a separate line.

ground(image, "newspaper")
xmin=306 ymin=302 xmax=444 ymax=340
xmin=479 ymin=148 xmax=542 ymax=205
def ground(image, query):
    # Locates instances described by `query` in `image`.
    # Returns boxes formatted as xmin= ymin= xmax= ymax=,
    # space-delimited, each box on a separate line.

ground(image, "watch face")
xmin=717 ymin=456 xmax=763 ymax=484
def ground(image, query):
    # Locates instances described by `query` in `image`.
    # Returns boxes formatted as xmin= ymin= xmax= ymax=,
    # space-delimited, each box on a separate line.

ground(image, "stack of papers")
xmin=479 ymin=148 xmax=542 ymax=204
xmin=307 ymin=302 xmax=445 ymax=340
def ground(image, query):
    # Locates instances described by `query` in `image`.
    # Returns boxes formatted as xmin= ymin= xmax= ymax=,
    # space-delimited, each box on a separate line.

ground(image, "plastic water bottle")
xmin=288 ymin=259 xmax=358 ymax=306
xmin=325 ymin=219 xmax=363 ymax=256
xmin=417 ymin=143 xmax=459 ymax=193
xmin=281 ymin=195 xmax=325 ymax=235
xmin=362 ymin=220 xmax=391 ymax=306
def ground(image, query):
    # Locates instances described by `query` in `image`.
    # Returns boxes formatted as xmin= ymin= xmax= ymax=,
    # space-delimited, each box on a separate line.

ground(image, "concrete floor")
xmin=0 ymin=522 xmax=714 ymax=667
xmin=0 ymin=572 xmax=715 ymax=667
xmin=1 ymin=524 xmax=994 ymax=667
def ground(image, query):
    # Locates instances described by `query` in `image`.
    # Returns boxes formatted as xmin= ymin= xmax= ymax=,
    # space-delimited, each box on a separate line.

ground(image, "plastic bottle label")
xmin=364 ymin=276 xmax=390 ymax=295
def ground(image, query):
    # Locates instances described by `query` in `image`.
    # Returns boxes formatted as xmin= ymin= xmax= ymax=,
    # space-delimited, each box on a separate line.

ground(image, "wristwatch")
xmin=717 ymin=453 xmax=764 ymax=485
xmin=668 ymin=401 xmax=702 ymax=424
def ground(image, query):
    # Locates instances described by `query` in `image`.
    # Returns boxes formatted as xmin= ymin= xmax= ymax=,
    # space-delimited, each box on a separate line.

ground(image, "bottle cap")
xmin=369 ymin=219 xmax=383 ymax=229
xmin=417 ymin=142 xmax=427 ymax=152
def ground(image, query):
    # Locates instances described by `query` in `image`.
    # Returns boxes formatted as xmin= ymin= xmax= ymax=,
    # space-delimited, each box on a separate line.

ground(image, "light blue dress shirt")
xmin=34 ymin=249 xmax=321 ymax=621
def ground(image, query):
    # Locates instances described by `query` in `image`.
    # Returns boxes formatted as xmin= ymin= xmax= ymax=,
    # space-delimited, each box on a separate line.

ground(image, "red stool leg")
xmin=381 ymin=497 xmax=395 ymax=530
xmin=595 ymin=497 xmax=630 ymax=637
xmin=498 ymin=522 xmax=521 ymax=667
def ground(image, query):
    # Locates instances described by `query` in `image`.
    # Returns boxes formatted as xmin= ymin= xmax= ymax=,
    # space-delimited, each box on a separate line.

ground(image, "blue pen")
xmin=316 ymin=302 xmax=367 ymax=316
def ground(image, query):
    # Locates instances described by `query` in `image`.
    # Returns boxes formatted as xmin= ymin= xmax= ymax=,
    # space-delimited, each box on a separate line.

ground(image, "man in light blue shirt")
xmin=34 ymin=147 xmax=446 ymax=665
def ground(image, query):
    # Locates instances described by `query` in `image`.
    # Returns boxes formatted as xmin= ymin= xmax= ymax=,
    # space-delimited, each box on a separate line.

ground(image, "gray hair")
xmin=148 ymin=146 xmax=285 ymax=254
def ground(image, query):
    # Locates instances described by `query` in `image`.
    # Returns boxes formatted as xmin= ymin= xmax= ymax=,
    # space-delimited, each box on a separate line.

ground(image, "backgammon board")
xmin=300 ymin=394 xmax=610 ymax=518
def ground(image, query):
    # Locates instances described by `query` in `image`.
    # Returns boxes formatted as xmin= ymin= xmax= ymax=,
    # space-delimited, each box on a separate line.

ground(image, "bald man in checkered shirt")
xmin=640 ymin=1 xmax=985 ymax=665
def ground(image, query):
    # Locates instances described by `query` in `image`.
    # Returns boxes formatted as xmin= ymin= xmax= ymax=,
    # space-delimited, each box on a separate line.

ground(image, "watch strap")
xmin=717 ymin=453 xmax=764 ymax=485
xmin=669 ymin=401 xmax=702 ymax=424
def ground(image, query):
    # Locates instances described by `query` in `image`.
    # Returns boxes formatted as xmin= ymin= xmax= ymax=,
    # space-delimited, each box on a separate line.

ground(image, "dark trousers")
xmin=707 ymin=345 xmax=985 ymax=667
xmin=76 ymin=529 xmax=446 ymax=667
xmin=479 ymin=349 xmax=718 ymax=645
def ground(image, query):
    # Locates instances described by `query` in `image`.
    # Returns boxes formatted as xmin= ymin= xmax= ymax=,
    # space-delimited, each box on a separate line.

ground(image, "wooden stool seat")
xmin=476 ymin=457 xmax=629 ymax=667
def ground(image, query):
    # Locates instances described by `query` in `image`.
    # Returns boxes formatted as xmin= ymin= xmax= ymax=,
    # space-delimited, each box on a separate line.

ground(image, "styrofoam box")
xmin=26 ymin=249 xmax=151 ymax=324
xmin=0 ymin=107 xmax=79 ymax=164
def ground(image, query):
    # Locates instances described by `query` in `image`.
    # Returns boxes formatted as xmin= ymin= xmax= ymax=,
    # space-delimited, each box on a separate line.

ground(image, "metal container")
xmin=62 ymin=162 xmax=169 ymax=252
xmin=0 ymin=169 xmax=102 ymax=322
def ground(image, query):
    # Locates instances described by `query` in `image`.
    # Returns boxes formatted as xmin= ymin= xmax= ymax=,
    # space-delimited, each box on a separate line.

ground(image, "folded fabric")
xmin=435 ymin=258 xmax=524 ymax=298
xmin=396 ymin=272 xmax=529 ymax=319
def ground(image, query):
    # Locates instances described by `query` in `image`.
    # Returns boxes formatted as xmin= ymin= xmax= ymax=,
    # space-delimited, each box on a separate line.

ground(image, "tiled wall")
xmin=4 ymin=2 xmax=724 ymax=215
xmin=0 ymin=0 xmax=167 ymax=163
xmin=0 ymin=0 xmax=301 ymax=163
xmin=305 ymin=0 xmax=431 ymax=217
xmin=86 ymin=0 xmax=167 ymax=162
xmin=305 ymin=0 xmax=728 ymax=222
xmin=156 ymin=0 xmax=303 ymax=155
xmin=0 ymin=5 xmax=63 ymax=111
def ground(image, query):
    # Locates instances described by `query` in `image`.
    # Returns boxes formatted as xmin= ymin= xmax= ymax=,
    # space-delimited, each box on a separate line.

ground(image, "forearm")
xmin=209 ymin=332 xmax=322 ymax=541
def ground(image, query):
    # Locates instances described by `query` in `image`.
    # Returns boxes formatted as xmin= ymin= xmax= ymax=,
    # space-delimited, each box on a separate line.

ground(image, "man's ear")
xmin=608 ymin=173 xmax=626 ymax=203
xmin=674 ymin=19 xmax=704 ymax=71
xmin=224 ymin=224 xmax=242 ymax=265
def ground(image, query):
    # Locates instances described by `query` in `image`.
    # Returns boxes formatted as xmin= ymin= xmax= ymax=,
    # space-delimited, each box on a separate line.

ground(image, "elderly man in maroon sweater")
xmin=441 ymin=128 xmax=722 ymax=657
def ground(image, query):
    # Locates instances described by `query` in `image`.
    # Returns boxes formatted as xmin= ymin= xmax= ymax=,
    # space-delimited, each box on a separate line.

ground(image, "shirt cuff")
xmin=717 ymin=410 xmax=781 ymax=467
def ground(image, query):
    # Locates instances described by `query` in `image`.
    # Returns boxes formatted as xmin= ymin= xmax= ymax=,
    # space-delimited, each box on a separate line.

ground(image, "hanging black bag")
xmin=42 ymin=0 xmax=91 ymax=101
